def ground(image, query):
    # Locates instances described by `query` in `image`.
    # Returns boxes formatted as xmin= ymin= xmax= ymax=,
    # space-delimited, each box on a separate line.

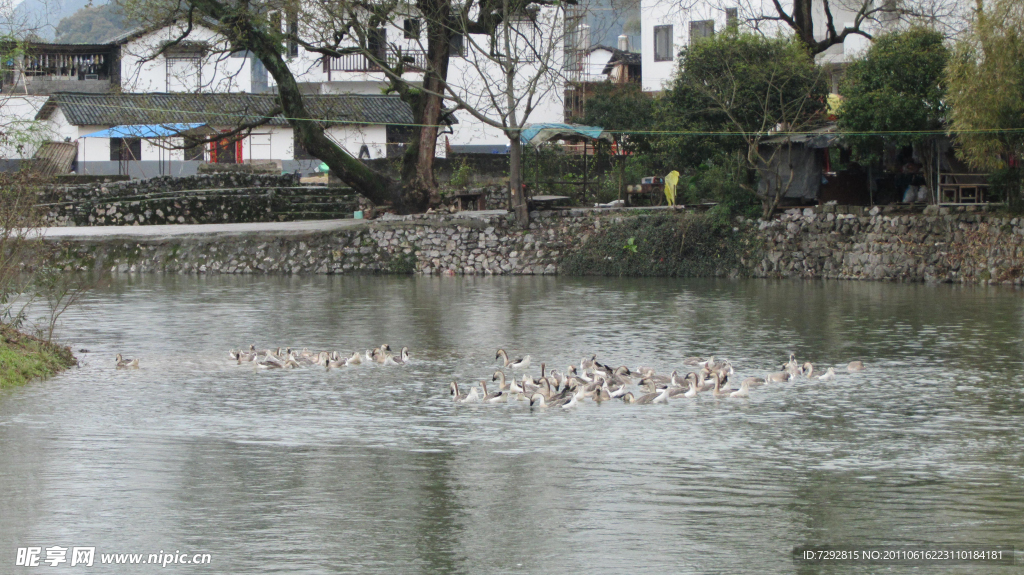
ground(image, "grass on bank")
xmin=561 ymin=212 xmax=760 ymax=277
xmin=0 ymin=326 xmax=77 ymax=388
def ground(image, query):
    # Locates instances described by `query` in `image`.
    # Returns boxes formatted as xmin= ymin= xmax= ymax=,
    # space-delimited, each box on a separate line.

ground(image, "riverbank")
xmin=33 ymin=205 xmax=1024 ymax=284
xmin=0 ymin=326 xmax=77 ymax=388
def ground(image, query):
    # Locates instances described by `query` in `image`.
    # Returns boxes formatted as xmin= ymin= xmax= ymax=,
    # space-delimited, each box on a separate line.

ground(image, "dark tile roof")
xmin=601 ymin=49 xmax=642 ymax=74
xmin=36 ymin=92 xmax=414 ymax=128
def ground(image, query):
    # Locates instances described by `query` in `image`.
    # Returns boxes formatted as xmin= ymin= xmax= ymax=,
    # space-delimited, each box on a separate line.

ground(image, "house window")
xmin=166 ymin=56 xmax=201 ymax=92
xmin=368 ymin=28 xmax=387 ymax=59
xmin=449 ymin=34 xmax=465 ymax=57
xmin=493 ymin=16 xmax=538 ymax=62
xmin=110 ymin=138 xmax=142 ymax=161
xmin=287 ymin=9 xmax=299 ymax=57
xmin=404 ymin=19 xmax=421 ymax=39
xmin=251 ymin=57 xmax=268 ymax=93
xmin=725 ymin=7 xmax=738 ymax=28
xmin=690 ymin=20 xmax=714 ymax=43
xmin=653 ymin=25 xmax=673 ymax=61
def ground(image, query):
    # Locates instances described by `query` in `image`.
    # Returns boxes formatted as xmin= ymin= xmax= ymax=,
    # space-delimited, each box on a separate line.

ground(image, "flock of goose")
xmin=227 ymin=344 xmax=412 ymax=369
xmin=450 ymin=350 xmax=866 ymax=409
xmin=119 ymin=345 xmax=865 ymax=412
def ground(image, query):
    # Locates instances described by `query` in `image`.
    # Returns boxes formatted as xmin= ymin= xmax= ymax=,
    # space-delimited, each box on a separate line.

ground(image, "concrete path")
xmin=34 ymin=210 xmax=510 ymax=242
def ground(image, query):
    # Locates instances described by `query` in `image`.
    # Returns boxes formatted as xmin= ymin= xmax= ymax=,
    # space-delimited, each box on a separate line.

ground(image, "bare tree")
xmin=713 ymin=0 xmax=969 ymax=53
xmin=117 ymin=0 xmax=420 ymax=211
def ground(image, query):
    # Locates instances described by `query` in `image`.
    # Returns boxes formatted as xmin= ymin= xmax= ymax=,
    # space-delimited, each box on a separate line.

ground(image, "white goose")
xmin=115 ymin=353 xmax=139 ymax=369
xmin=509 ymin=355 xmax=531 ymax=371
xmin=729 ymin=379 xmax=750 ymax=398
xmin=479 ymin=380 xmax=506 ymax=403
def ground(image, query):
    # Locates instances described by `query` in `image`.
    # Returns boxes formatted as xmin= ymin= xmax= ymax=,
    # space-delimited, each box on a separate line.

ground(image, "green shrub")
xmin=561 ymin=213 xmax=759 ymax=277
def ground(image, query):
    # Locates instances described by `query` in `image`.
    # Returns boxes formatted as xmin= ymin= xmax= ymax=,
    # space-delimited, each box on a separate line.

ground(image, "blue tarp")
xmin=81 ymin=123 xmax=208 ymax=139
xmin=520 ymin=123 xmax=612 ymax=146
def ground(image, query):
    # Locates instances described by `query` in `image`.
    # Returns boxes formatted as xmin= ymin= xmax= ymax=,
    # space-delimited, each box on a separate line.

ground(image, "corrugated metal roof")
xmin=760 ymin=123 xmax=838 ymax=148
xmin=31 ymin=141 xmax=77 ymax=175
xmin=36 ymin=92 xmax=414 ymax=128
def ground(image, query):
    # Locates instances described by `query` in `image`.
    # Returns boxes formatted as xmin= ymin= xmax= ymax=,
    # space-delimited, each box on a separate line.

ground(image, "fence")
xmin=325 ymin=50 xmax=429 ymax=75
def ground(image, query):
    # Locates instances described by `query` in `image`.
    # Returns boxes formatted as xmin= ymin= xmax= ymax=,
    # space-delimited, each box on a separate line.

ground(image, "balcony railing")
xmin=325 ymin=50 xmax=428 ymax=76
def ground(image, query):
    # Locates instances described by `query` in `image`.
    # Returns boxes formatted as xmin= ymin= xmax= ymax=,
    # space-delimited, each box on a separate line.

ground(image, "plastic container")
xmin=353 ymin=210 xmax=364 ymax=219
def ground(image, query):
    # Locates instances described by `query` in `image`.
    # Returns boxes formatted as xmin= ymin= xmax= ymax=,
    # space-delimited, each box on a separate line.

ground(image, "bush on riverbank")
xmin=0 ymin=326 xmax=76 ymax=388
xmin=561 ymin=212 xmax=759 ymax=277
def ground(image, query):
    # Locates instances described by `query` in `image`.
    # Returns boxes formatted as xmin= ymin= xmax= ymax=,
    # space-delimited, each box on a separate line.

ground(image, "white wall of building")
xmin=0 ymin=94 xmax=54 ymax=159
xmin=581 ymin=47 xmax=615 ymax=82
xmin=119 ymin=23 xmax=256 ymax=93
xmin=444 ymin=7 xmax=567 ymax=150
xmin=640 ymin=1 xmax=728 ymax=92
xmin=639 ymin=0 xmax=884 ymax=92
xmin=51 ymin=109 xmax=392 ymax=165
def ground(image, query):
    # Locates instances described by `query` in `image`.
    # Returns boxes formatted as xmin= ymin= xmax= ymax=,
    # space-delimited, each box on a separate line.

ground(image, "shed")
xmin=756 ymin=124 xmax=839 ymax=202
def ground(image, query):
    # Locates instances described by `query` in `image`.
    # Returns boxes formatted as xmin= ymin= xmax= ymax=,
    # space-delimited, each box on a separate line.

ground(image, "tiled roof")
xmin=36 ymin=92 xmax=414 ymax=127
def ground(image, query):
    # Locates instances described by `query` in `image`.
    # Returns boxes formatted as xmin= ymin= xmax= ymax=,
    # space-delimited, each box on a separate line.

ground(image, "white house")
xmin=111 ymin=22 xmax=264 ymax=94
xmin=34 ymin=92 xmax=413 ymax=177
xmin=7 ymin=3 xmax=572 ymax=171
xmin=284 ymin=5 xmax=568 ymax=153
xmin=640 ymin=0 xmax=882 ymax=93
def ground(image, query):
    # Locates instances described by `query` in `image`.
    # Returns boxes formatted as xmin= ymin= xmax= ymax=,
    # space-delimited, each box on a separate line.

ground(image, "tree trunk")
xmin=508 ymin=135 xmax=529 ymax=227
xmin=792 ymin=0 xmax=816 ymax=49
xmin=187 ymin=0 xmax=403 ymax=209
xmin=398 ymin=0 xmax=453 ymax=212
xmin=915 ymin=139 xmax=936 ymax=204
xmin=618 ymin=152 xmax=625 ymax=203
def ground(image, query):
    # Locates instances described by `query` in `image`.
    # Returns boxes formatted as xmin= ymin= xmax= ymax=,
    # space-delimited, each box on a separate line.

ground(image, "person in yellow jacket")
xmin=664 ymin=170 xmax=680 ymax=206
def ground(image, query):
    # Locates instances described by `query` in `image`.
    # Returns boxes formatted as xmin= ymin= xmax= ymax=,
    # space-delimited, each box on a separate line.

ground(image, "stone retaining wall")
xmin=43 ymin=206 xmax=1024 ymax=284
xmin=37 ymin=173 xmax=367 ymax=227
xmin=752 ymin=205 xmax=1024 ymax=284
xmin=49 ymin=211 xmax=598 ymax=276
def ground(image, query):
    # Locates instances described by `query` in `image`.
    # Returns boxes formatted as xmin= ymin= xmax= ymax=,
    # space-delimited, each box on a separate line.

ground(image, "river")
xmin=1 ymin=276 xmax=1022 ymax=574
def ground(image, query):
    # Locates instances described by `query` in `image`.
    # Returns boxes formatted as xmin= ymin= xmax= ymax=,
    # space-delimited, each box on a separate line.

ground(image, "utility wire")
xmin=50 ymin=100 xmax=1024 ymax=137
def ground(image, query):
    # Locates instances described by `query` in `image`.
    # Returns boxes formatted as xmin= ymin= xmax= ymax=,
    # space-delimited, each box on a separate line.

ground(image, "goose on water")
xmin=450 ymin=381 xmax=480 ymax=403
xmin=847 ymin=361 xmax=865 ymax=372
xmin=729 ymin=379 xmax=750 ymax=398
xmin=479 ymin=380 xmax=506 ymax=403
xmin=115 ymin=353 xmax=139 ymax=369
xmin=495 ymin=349 xmax=514 ymax=368
xmin=743 ymin=376 xmax=767 ymax=388
xmin=633 ymin=386 xmax=671 ymax=405
xmin=818 ymin=367 xmax=837 ymax=381
xmin=802 ymin=362 xmax=816 ymax=378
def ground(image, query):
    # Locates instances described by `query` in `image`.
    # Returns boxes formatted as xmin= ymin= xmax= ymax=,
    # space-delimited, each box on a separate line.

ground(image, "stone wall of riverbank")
xmin=37 ymin=174 xmax=367 ymax=227
xmin=48 ymin=211 xmax=599 ymax=276
xmin=42 ymin=206 xmax=1024 ymax=284
xmin=752 ymin=205 xmax=1024 ymax=284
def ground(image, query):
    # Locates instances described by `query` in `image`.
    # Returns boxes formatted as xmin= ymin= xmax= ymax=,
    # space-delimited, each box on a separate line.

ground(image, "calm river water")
xmin=2 ymin=276 xmax=1023 ymax=574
